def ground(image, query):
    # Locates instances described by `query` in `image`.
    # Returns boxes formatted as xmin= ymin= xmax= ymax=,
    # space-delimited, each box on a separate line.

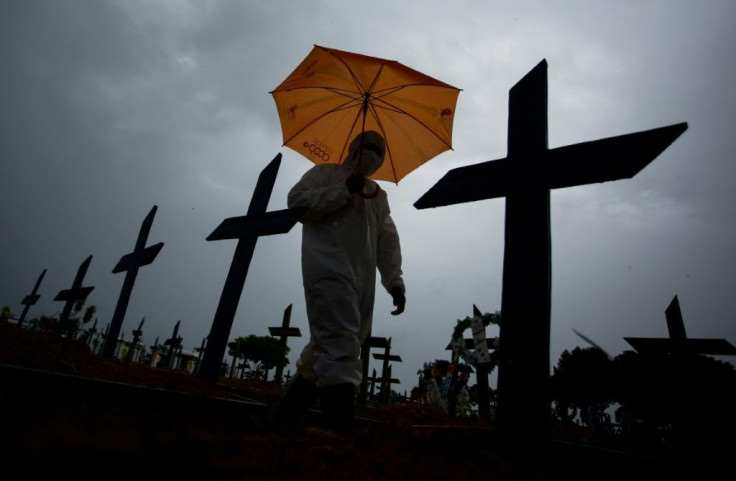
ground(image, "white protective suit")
xmin=288 ymin=131 xmax=405 ymax=388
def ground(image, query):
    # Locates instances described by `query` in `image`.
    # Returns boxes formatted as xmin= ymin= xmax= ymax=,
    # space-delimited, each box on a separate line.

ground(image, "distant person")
xmin=270 ymin=131 xmax=406 ymax=434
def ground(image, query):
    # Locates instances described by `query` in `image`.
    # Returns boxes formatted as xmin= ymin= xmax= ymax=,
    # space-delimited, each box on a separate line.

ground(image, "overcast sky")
xmin=2 ymin=0 xmax=735 ymax=394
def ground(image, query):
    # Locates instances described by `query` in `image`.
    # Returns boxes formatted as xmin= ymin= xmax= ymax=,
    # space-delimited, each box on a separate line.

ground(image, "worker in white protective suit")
xmin=270 ymin=130 xmax=406 ymax=434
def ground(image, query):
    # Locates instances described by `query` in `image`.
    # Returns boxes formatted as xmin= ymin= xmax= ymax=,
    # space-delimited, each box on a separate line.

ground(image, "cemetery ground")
xmin=0 ymin=322 xmax=719 ymax=481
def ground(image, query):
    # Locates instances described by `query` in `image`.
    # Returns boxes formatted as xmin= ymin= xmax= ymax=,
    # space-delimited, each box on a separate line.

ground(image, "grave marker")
xmin=164 ymin=320 xmax=183 ymax=369
xmin=198 ymin=154 xmax=307 ymax=384
xmin=625 ymin=295 xmax=736 ymax=357
xmin=415 ymin=59 xmax=687 ymax=450
xmin=194 ymin=337 xmax=206 ymax=373
xmin=359 ymin=336 xmax=390 ymax=405
xmin=368 ymin=368 xmax=378 ymax=398
xmin=18 ymin=268 xmax=46 ymax=328
xmin=446 ymin=305 xmax=496 ymax=419
xmin=268 ymin=303 xmax=302 ymax=384
xmin=373 ymin=338 xmax=402 ymax=403
xmin=102 ymin=206 xmax=164 ymax=358
xmin=125 ymin=317 xmax=145 ymax=362
xmin=85 ymin=318 xmax=98 ymax=347
xmin=374 ymin=365 xmax=400 ymax=401
xmin=54 ymin=255 xmax=95 ymax=335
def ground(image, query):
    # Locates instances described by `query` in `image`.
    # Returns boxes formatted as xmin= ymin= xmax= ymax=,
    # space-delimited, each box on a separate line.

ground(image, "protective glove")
xmin=390 ymin=286 xmax=405 ymax=315
xmin=345 ymin=173 xmax=366 ymax=193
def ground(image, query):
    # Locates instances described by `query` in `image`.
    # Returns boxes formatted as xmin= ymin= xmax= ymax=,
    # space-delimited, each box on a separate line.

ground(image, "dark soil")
xmin=0 ymin=322 xmax=696 ymax=480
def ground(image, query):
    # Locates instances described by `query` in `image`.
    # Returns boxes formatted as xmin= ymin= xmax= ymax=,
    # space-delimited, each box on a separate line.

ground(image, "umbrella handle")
xmin=358 ymin=183 xmax=381 ymax=199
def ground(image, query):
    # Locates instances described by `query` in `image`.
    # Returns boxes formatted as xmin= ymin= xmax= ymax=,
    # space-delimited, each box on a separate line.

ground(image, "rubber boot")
xmin=269 ymin=374 xmax=317 ymax=436
xmin=318 ymin=383 xmax=356 ymax=434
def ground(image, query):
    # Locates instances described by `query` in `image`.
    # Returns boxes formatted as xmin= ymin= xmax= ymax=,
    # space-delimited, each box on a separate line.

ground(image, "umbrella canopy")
xmin=270 ymin=45 xmax=461 ymax=184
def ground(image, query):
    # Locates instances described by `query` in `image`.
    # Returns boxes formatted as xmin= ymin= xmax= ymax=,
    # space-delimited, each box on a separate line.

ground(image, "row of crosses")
xmin=13 ymin=58 xmax=703 ymax=458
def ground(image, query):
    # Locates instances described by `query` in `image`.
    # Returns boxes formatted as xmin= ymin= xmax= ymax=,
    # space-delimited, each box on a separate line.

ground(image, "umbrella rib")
xmin=370 ymin=95 xmax=454 ymax=150
xmin=271 ymin=85 xmax=361 ymax=99
xmin=279 ymin=94 xmax=362 ymax=146
xmin=321 ymin=47 xmax=372 ymax=98
xmin=366 ymin=104 xmax=399 ymax=184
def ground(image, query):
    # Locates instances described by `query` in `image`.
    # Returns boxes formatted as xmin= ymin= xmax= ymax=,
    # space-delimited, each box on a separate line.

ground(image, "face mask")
xmin=346 ymin=131 xmax=385 ymax=176
xmin=349 ymin=146 xmax=384 ymax=176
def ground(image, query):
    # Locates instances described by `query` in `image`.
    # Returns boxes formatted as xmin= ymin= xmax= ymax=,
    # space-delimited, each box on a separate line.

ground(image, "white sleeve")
xmin=287 ymin=166 xmax=351 ymax=224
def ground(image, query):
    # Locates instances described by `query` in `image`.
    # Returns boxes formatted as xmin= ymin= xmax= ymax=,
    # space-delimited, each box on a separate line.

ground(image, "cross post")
xmin=102 ymin=205 xmax=164 ymax=358
xmin=198 ymin=154 xmax=307 ymax=384
xmin=415 ymin=59 xmax=687 ymax=453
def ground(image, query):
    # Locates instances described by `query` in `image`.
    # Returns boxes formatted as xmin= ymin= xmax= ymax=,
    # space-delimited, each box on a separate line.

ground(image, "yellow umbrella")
xmin=270 ymin=45 xmax=461 ymax=184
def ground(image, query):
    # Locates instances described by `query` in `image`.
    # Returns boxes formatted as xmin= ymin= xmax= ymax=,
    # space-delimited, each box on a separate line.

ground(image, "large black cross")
xmin=415 ymin=59 xmax=688 ymax=450
xmin=103 ymin=205 xmax=164 ymax=358
xmin=17 ymin=268 xmax=46 ymax=328
xmin=268 ymin=303 xmax=302 ymax=384
xmin=198 ymin=154 xmax=307 ymax=384
xmin=625 ymin=295 xmax=736 ymax=357
xmin=55 ymin=255 xmax=95 ymax=335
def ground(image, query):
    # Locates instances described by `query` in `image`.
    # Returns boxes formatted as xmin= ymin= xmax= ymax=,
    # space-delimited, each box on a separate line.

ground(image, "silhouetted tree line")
xmin=227 ymin=334 xmax=290 ymax=381
xmin=551 ymin=346 xmax=736 ymax=461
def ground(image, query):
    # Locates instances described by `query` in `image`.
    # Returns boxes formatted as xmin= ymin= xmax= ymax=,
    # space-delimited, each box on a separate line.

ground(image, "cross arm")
xmin=624 ymin=337 xmax=736 ymax=356
xmin=269 ymin=327 xmax=302 ymax=337
xmin=373 ymin=354 xmax=402 ymax=362
xmin=543 ymin=122 xmax=688 ymax=190
xmin=112 ymin=242 xmax=165 ymax=273
xmin=22 ymin=294 xmax=41 ymax=305
xmin=375 ymin=378 xmax=401 ymax=384
xmin=54 ymin=286 xmax=95 ymax=302
xmin=206 ymin=207 xmax=308 ymax=241
xmin=446 ymin=338 xmax=498 ymax=350
xmin=414 ymin=122 xmax=687 ymax=209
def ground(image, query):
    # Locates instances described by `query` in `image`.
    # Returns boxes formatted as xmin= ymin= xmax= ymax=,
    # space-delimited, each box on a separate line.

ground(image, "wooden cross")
xmin=164 ymin=320 xmax=183 ymax=368
xmin=84 ymin=318 xmax=98 ymax=347
xmin=194 ymin=337 xmax=206 ymax=374
xmin=368 ymin=368 xmax=379 ymax=398
xmin=373 ymin=338 xmax=402 ymax=403
xmin=94 ymin=322 xmax=109 ymax=355
xmin=415 ymin=59 xmax=688 ymax=450
xmin=228 ymin=341 xmax=242 ymax=378
xmin=268 ymin=303 xmax=302 ymax=384
xmin=625 ymin=295 xmax=736 ymax=357
xmin=54 ymin=255 xmax=95 ymax=335
xmin=374 ymin=364 xmax=400 ymax=402
xmin=103 ymin=205 xmax=164 ymax=358
xmin=197 ymin=154 xmax=307 ymax=384
xmin=18 ymin=268 xmax=46 ymax=328
xmin=359 ymin=335 xmax=390 ymax=405
xmin=125 ymin=317 xmax=145 ymax=362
